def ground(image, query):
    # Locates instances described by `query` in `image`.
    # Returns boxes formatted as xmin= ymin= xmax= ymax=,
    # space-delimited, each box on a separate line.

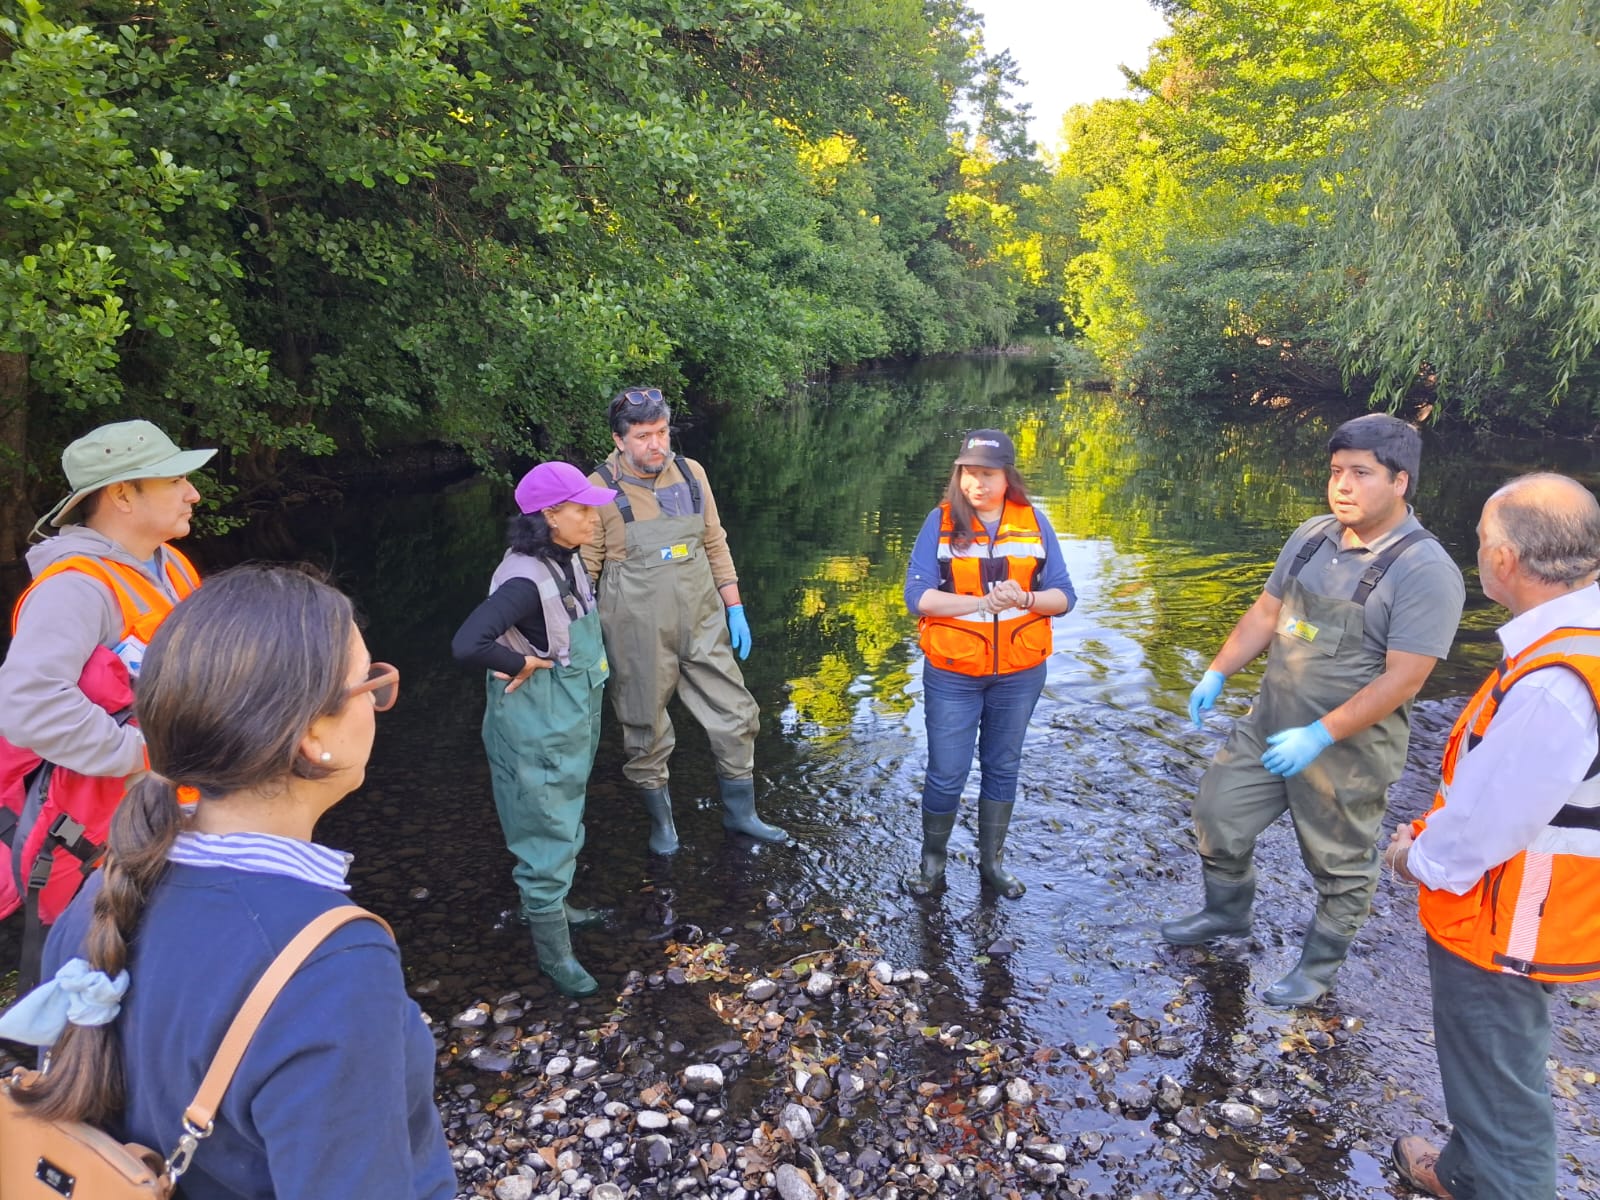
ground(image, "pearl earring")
xmin=319 ymin=752 xmax=333 ymax=763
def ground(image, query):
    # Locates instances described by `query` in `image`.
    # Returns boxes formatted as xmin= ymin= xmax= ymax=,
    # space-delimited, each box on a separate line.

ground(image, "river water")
xmin=4 ymin=357 xmax=1598 ymax=1197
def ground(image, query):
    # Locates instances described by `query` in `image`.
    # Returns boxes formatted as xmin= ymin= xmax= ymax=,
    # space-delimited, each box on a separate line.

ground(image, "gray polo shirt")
xmin=1264 ymin=510 xmax=1465 ymax=660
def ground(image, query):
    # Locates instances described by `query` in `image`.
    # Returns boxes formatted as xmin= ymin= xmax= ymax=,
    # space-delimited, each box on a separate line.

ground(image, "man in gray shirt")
xmin=1162 ymin=414 xmax=1466 ymax=1006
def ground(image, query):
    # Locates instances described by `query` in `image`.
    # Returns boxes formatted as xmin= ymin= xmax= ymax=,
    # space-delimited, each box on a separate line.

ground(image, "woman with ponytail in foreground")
xmin=0 ymin=565 xmax=454 ymax=1198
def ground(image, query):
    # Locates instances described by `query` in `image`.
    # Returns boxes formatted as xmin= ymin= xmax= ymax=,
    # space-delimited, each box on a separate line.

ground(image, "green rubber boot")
xmin=528 ymin=910 xmax=599 ymax=997
xmin=719 ymin=776 xmax=792 ymax=844
xmin=640 ymin=785 xmax=680 ymax=856
xmin=564 ymin=900 xmax=605 ymax=928
xmin=977 ymin=799 xmax=1025 ymax=899
xmin=902 ymin=809 xmax=958 ymax=896
xmin=1160 ymin=869 xmax=1256 ymax=945
xmin=1261 ymin=918 xmax=1353 ymax=1007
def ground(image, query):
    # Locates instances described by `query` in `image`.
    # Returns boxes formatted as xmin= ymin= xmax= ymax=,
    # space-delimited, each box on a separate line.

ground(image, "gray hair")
xmin=608 ymin=386 xmax=672 ymax=436
xmin=1487 ymin=473 xmax=1600 ymax=587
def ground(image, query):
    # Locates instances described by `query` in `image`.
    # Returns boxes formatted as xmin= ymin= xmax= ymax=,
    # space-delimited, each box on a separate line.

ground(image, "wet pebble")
xmin=805 ymin=970 xmax=836 ymax=999
xmin=451 ymin=1006 xmax=489 ymax=1029
xmin=779 ymin=1102 xmax=815 ymax=1140
xmin=636 ymin=1110 xmax=670 ymax=1131
xmin=746 ymin=978 xmax=778 ymax=1001
xmin=682 ymin=1063 xmax=724 ymax=1093
xmin=1218 ymin=1102 xmax=1263 ymax=1128
xmin=1155 ymin=1075 xmax=1184 ymax=1115
xmin=1115 ymin=1081 xmax=1153 ymax=1112
xmin=494 ymin=1178 xmax=533 ymax=1200
xmin=1005 ymin=1078 xmax=1035 ymax=1106
xmin=1246 ymin=1087 xmax=1281 ymax=1110
xmin=775 ymin=1163 xmax=819 ymax=1200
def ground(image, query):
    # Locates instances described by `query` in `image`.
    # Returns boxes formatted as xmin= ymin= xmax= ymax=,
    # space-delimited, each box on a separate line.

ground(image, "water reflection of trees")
xmin=701 ymin=375 xmax=1516 ymax=738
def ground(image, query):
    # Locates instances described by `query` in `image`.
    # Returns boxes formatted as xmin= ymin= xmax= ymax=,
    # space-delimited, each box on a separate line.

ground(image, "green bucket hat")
xmin=32 ymin=420 xmax=216 ymax=541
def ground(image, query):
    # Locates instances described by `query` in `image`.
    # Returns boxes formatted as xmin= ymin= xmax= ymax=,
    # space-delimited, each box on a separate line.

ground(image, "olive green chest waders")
xmin=1178 ymin=526 xmax=1436 ymax=1004
xmin=481 ymin=603 xmax=607 ymax=996
xmin=592 ymin=473 xmax=788 ymax=849
xmin=596 ymin=509 xmax=758 ymax=787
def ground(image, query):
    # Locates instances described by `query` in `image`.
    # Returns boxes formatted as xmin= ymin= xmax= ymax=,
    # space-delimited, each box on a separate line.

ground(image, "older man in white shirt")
xmin=1385 ymin=472 xmax=1600 ymax=1200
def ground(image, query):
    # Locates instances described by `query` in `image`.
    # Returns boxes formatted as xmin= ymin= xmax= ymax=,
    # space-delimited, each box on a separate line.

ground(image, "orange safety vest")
xmin=918 ymin=499 xmax=1052 ymax=677
xmin=11 ymin=547 xmax=202 ymax=677
xmin=1416 ymin=625 xmax=1600 ymax=982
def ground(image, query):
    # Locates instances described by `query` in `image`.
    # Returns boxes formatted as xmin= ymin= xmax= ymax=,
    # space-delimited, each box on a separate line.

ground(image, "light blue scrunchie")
xmin=0 ymin=957 xmax=130 ymax=1047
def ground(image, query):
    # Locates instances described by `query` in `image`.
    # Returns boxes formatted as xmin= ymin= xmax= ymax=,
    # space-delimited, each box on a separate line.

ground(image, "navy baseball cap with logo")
xmin=953 ymin=429 xmax=1016 ymax=469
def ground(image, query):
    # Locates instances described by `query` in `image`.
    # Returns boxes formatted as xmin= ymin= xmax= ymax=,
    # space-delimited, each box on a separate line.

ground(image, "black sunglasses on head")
xmin=616 ymin=387 xmax=664 ymax=408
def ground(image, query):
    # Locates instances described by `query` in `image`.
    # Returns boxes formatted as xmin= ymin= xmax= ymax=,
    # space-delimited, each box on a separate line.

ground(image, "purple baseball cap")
xmin=514 ymin=461 xmax=617 ymax=514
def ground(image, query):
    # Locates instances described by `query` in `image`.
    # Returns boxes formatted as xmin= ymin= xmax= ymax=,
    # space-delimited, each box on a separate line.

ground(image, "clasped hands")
xmin=976 ymin=580 xmax=1030 ymax=614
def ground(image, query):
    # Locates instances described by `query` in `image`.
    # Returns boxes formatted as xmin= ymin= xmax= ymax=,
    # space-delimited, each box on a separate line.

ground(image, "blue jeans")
xmin=1429 ymin=935 xmax=1557 ymax=1200
xmin=920 ymin=662 xmax=1047 ymax=814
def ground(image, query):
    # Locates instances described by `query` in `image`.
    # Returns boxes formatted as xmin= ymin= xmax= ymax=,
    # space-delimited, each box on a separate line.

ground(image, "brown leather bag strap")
xmin=182 ymin=907 xmax=392 ymax=1131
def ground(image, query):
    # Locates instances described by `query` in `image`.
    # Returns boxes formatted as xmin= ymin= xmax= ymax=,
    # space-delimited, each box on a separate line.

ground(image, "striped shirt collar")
xmin=168 ymin=830 xmax=353 ymax=892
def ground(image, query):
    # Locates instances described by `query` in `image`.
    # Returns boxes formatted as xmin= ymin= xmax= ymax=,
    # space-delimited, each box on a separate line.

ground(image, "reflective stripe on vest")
xmin=11 ymin=548 xmax=201 ymax=677
xmin=918 ymin=499 xmax=1052 ymax=677
xmin=1418 ymin=625 xmax=1600 ymax=982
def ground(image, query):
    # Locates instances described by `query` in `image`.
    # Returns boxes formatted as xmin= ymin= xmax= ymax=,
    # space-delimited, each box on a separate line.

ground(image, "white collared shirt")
xmin=1408 ymin=584 xmax=1600 ymax=893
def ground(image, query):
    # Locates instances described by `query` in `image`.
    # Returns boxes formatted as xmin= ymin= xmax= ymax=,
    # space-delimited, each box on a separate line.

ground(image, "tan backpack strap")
xmin=182 ymin=906 xmax=393 ymax=1131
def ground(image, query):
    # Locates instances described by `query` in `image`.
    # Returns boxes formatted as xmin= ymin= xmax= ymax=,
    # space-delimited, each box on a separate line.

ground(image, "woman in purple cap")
xmin=451 ymin=461 xmax=618 ymax=996
xmin=902 ymin=429 xmax=1075 ymax=900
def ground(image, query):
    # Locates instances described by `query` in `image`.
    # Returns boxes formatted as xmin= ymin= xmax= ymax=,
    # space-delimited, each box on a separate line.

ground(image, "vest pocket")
xmin=923 ymin=621 xmax=992 ymax=673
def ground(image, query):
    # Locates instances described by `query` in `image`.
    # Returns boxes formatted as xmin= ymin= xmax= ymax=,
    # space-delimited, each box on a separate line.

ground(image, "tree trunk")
xmin=0 ymin=350 xmax=30 ymax=567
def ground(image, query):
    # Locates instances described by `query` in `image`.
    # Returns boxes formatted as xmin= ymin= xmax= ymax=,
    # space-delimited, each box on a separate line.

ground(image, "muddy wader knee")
xmin=1161 ymin=868 xmax=1256 ymax=945
xmin=528 ymin=909 xmax=599 ymax=997
xmin=903 ymin=809 xmax=958 ymax=896
xmin=640 ymin=785 xmax=680 ymax=855
xmin=1261 ymin=916 xmax=1353 ymax=1007
xmin=977 ymin=799 xmax=1025 ymax=899
xmin=719 ymin=776 xmax=790 ymax=844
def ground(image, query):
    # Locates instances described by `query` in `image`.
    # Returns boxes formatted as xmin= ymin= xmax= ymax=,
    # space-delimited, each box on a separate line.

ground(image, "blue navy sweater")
xmin=43 ymin=864 xmax=455 ymax=1200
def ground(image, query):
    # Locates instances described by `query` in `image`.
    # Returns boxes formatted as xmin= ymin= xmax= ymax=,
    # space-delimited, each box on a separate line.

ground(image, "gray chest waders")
xmin=1176 ymin=522 xmax=1438 ymax=1002
xmin=593 ymin=462 xmax=788 ymax=848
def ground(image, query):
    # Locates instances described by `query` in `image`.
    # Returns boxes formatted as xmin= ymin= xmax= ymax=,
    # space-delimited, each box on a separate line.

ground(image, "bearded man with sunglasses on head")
xmin=582 ymin=387 xmax=791 ymax=854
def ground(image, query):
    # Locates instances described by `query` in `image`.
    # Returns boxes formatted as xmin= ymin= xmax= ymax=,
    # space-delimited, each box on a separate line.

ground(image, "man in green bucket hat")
xmin=4 ymin=418 xmax=215 ymax=764
xmin=0 ymin=419 xmax=214 ymax=982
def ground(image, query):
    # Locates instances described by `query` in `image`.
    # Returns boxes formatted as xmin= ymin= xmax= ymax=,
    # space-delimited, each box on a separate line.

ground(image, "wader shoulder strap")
xmin=595 ymin=458 xmax=701 ymax=520
xmin=1351 ymin=528 xmax=1437 ymax=605
xmin=1284 ymin=518 xmax=1341 ymax=586
xmin=674 ymin=454 xmax=703 ymax=515
xmin=594 ymin=463 xmax=634 ymax=525
xmin=547 ymin=557 xmax=583 ymax=621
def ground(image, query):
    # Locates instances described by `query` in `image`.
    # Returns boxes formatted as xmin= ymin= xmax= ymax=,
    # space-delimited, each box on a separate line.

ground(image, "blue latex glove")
xmin=1261 ymin=720 xmax=1334 ymax=777
xmin=1188 ymin=669 xmax=1225 ymax=727
xmin=726 ymin=604 xmax=752 ymax=660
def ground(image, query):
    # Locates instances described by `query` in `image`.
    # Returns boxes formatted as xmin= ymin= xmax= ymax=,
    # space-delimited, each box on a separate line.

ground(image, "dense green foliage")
xmin=1050 ymin=0 xmax=1600 ymax=431
xmin=0 ymin=0 xmax=1049 ymax=555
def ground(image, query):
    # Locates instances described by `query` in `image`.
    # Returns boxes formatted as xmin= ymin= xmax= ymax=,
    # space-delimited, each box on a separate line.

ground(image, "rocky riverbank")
xmin=426 ymin=924 xmax=1391 ymax=1200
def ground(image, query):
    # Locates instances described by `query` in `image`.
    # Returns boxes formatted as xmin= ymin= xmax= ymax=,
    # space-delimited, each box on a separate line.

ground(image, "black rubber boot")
xmin=563 ymin=900 xmax=605 ymax=928
xmin=640 ymin=785 xmax=680 ymax=855
xmin=902 ymin=809 xmax=958 ymax=896
xmin=1160 ymin=869 xmax=1256 ymax=945
xmin=528 ymin=910 xmax=599 ymax=997
xmin=719 ymin=776 xmax=791 ymax=844
xmin=1261 ymin=917 xmax=1353 ymax=1007
xmin=977 ymin=800 xmax=1025 ymax=899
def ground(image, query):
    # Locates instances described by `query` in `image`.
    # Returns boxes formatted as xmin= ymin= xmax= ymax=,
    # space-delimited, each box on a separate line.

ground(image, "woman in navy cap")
xmin=452 ymin=461 xmax=617 ymax=996
xmin=902 ymin=430 xmax=1075 ymax=899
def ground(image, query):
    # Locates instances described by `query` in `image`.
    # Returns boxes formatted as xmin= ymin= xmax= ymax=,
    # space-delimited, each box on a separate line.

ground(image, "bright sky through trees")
xmin=968 ymin=0 xmax=1170 ymax=151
